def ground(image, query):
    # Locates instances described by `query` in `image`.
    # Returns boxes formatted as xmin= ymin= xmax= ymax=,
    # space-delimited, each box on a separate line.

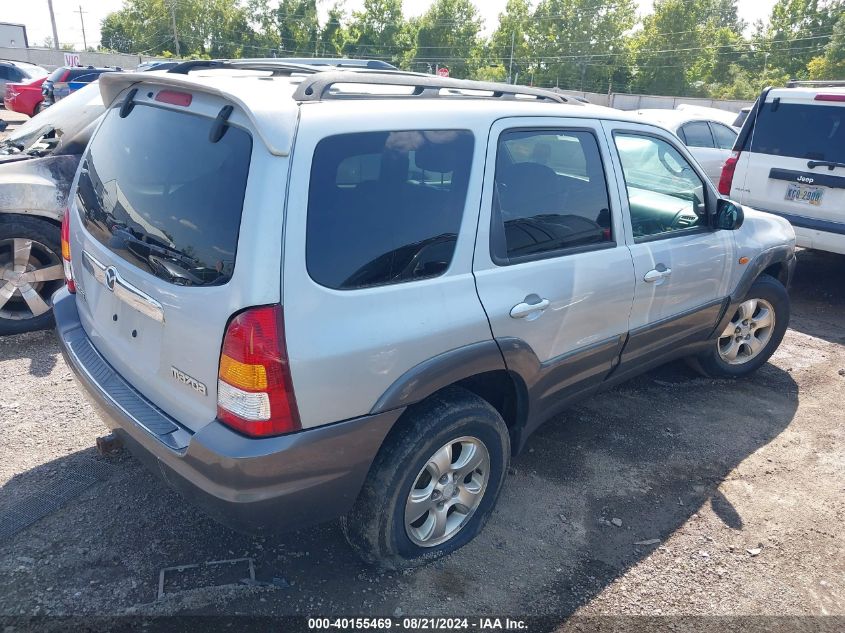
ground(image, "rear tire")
xmin=695 ymin=274 xmax=789 ymax=378
xmin=0 ymin=216 xmax=64 ymax=336
xmin=341 ymin=386 xmax=510 ymax=569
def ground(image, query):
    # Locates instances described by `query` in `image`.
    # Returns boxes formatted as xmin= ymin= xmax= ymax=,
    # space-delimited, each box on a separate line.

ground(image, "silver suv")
xmin=54 ymin=62 xmax=797 ymax=568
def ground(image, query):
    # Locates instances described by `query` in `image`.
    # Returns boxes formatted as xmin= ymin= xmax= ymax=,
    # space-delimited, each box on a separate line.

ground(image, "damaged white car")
xmin=0 ymin=83 xmax=104 ymax=334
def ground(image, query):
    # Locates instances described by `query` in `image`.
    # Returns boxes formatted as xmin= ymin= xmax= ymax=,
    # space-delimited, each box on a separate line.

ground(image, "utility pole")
xmin=168 ymin=0 xmax=181 ymax=57
xmin=47 ymin=0 xmax=60 ymax=50
xmin=76 ymin=5 xmax=88 ymax=51
xmin=508 ymin=31 xmax=515 ymax=84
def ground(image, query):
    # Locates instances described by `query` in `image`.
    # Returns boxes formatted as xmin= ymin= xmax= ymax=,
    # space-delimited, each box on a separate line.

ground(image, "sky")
xmin=4 ymin=0 xmax=779 ymax=52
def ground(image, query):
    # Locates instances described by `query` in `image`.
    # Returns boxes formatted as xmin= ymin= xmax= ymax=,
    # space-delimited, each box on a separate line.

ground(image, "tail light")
xmin=61 ymin=208 xmax=76 ymax=293
xmin=814 ymin=94 xmax=845 ymax=102
xmin=718 ymin=151 xmax=740 ymax=196
xmin=217 ymin=305 xmax=301 ymax=437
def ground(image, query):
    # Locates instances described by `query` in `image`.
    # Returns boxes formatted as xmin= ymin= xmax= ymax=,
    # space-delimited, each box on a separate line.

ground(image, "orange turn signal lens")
xmin=219 ymin=354 xmax=268 ymax=391
xmin=738 ymin=256 xmax=749 ymax=265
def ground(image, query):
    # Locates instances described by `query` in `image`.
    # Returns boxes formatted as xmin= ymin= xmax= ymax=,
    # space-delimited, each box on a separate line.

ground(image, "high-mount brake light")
xmin=155 ymin=90 xmax=192 ymax=107
xmin=216 ymin=305 xmax=301 ymax=437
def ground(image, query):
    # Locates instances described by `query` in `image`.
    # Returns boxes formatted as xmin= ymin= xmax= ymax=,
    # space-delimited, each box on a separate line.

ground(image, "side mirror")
xmin=715 ymin=198 xmax=745 ymax=230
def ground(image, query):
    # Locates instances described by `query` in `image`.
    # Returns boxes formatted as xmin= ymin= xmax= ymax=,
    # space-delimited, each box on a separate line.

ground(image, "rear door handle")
xmin=644 ymin=266 xmax=672 ymax=283
xmin=510 ymin=297 xmax=550 ymax=319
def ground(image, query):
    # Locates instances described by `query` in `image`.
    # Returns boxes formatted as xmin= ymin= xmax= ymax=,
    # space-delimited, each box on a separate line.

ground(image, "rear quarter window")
xmin=306 ymin=130 xmax=474 ymax=290
xmin=746 ymin=101 xmax=845 ymax=163
xmin=680 ymin=121 xmax=714 ymax=148
xmin=76 ymin=101 xmax=252 ymax=287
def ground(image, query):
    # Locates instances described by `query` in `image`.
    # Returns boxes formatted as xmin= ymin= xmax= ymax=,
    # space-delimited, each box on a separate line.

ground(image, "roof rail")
xmin=292 ymin=71 xmax=575 ymax=104
xmin=785 ymin=78 xmax=845 ymax=88
xmin=267 ymin=57 xmax=398 ymax=70
xmin=167 ymin=59 xmax=323 ymax=76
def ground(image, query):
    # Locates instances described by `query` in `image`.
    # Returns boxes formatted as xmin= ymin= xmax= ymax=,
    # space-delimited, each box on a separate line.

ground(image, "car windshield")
xmin=0 ymin=82 xmax=104 ymax=155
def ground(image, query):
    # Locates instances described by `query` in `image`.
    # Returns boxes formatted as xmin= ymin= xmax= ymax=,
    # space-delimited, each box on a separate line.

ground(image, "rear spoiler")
xmin=98 ymin=71 xmax=297 ymax=156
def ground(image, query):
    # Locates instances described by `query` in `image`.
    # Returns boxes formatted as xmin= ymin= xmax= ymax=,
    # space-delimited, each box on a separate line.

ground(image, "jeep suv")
xmin=720 ymin=80 xmax=845 ymax=255
xmin=53 ymin=62 xmax=796 ymax=568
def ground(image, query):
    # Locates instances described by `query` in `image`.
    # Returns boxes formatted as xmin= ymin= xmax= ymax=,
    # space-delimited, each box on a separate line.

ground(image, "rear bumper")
xmin=755 ymin=207 xmax=845 ymax=255
xmin=53 ymin=287 xmax=402 ymax=533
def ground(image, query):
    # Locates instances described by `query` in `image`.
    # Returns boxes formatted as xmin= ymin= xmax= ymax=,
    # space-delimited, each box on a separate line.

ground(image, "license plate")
xmin=785 ymin=183 xmax=824 ymax=206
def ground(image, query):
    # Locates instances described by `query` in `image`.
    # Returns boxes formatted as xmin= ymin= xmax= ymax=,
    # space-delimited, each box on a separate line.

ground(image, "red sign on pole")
xmin=437 ymin=67 xmax=449 ymax=78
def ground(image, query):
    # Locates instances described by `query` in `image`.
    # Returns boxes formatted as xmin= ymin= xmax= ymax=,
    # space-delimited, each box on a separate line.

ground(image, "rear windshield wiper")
xmin=808 ymin=160 xmax=845 ymax=171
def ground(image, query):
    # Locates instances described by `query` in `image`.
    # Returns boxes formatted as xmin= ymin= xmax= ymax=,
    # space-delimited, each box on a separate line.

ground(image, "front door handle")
xmin=510 ymin=296 xmax=550 ymax=319
xmin=644 ymin=265 xmax=672 ymax=283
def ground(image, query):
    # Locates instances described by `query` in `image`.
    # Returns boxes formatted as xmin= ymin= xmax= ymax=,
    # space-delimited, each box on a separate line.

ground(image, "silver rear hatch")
xmin=68 ymin=82 xmax=286 ymax=432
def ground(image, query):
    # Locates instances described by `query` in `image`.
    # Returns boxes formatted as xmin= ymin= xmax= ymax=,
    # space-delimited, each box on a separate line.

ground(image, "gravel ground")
xmin=0 ymin=248 xmax=842 ymax=623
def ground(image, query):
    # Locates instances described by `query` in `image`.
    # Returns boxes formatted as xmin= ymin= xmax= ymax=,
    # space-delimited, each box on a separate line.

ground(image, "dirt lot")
xmin=0 ymin=249 xmax=843 ymax=624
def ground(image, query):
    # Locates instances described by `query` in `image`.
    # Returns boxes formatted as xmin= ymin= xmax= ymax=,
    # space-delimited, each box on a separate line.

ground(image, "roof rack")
xmin=166 ymin=58 xmax=398 ymax=76
xmin=167 ymin=59 xmax=324 ymax=76
xmin=292 ymin=71 xmax=575 ymax=104
xmin=267 ymin=57 xmax=398 ymax=70
xmin=785 ymin=79 xmax=845 ymax=88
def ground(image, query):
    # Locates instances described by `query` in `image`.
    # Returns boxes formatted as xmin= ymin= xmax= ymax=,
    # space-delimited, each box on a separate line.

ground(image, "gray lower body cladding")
xmin=52 ymin=288 xmax=403 ymax=533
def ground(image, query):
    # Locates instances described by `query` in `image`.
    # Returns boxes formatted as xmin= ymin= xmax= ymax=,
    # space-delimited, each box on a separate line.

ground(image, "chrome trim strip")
xmin=82 ymin=250 xmax=166 ymax=323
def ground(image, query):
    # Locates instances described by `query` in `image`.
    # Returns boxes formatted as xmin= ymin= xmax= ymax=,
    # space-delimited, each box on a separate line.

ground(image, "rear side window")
xmin=711 ymin=123 xmax=737 ymax=150
xmin=306 ymin=130 xmax=474 ymax=290
xmin=491 ymin=129 xmax=612 ymax=264
xmin=745 ymin=102 xmax=845 ymax=163
xmin=77 ymin=102 xmax=252 ymax=287
xmin=680 ymin=122 xmax=714 ymax=148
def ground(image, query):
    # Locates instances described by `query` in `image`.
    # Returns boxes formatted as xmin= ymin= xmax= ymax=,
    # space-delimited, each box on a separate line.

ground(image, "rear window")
xmin=76 ymin=102 xmax=252 ymax=287
xmin=745 ymin=101 xmax=845 ymax=163
xmin=307 ymin=130 xmax=474 ymax=290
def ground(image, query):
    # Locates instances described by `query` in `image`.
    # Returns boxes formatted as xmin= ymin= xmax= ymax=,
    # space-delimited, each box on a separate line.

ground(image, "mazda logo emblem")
xmin=105 ymin=267 xmax=118 ymax=291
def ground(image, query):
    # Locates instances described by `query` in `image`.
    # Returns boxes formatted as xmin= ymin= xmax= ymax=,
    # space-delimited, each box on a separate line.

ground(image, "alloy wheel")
xmin=717 ymin=298 xmax=776 ymax=365
xmin=0 ymin=238 xmax=64 ymax=322
xmin=404 ymin=436 xmax=491 ymax=547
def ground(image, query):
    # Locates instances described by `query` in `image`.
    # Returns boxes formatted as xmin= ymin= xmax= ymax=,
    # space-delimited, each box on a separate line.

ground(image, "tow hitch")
xmin=96 ymin=433 xmax=123 ymax=455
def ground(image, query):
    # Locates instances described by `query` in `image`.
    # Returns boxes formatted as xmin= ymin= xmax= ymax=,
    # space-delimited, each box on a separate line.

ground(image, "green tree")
xmin=530 ymin=0 xmax=637 ymax=92
xmin=343 ymin=0 xmax=408 ymax=66
xmin=411 ymin=0 xmax=483 ymax=78
xmin=320 ymin=3 xmax=348 ymax=57
xmin=100 ymin=0 xmax=255 ymax=57
xmin=489 ymin=0 xmax=534 ymax=83
xmin=630 ymin=0 xmax=745 ymax=96
xmin=764 ymin=0 xmax=843 ymax=79
xmin=249 ymin=0 xmax=320 ymax=56
xmin=806 ymin=5 xmax=845 ymax=78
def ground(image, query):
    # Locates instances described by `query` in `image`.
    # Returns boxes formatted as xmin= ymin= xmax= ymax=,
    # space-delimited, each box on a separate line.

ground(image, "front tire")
xmin=341 ymin=387 xmax=510 ymax=569
xmin=696 ymin=274 xmax=789 ymax=378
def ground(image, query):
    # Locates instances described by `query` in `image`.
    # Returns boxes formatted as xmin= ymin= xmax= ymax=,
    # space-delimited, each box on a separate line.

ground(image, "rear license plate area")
xmin=785 ymin=183 xmax=824 ymax=206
